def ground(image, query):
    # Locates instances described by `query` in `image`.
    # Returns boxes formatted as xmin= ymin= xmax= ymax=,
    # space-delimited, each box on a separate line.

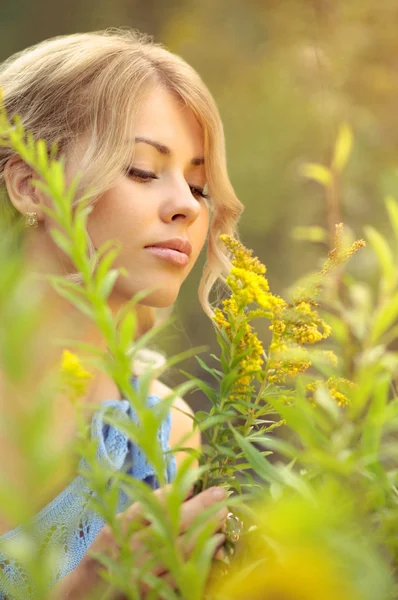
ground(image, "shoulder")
xmin=149 ymin=378 xmax=194 ymax=417
xmin=149 ymin=378 xmax=201 ymax=468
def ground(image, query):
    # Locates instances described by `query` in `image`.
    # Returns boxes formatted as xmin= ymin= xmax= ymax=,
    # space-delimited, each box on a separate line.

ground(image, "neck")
xmin=23 ymin=234 xmax=151 ymax=405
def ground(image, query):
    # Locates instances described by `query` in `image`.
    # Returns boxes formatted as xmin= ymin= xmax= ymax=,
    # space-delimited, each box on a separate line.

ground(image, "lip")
xmin=144 ymin=237 xmax=192 ymax=267
xmin=145 ymin=246 xmax=190 ymax=266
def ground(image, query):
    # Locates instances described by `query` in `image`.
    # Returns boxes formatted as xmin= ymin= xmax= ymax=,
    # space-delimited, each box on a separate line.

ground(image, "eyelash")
xmin=127 ymin=167 xmax=210 ymax=201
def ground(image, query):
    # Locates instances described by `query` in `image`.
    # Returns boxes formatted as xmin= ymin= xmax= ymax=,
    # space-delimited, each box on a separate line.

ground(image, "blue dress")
xmin=0 ymin=375 xmax=177 ymax=598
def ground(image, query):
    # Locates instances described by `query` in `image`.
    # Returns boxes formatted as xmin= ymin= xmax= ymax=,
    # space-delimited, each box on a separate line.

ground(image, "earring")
xmin=25 ymin=212 xmax=38 ymax=228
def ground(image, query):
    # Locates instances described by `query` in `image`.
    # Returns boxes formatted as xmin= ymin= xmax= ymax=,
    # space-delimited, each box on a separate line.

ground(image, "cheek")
xmin=193 ymin=206 xmax=210 ymax=252
xmin=86 ymin=186 xmax=149 ymax=247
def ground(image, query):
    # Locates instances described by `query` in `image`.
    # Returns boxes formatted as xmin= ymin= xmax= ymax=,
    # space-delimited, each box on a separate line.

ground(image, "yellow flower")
xmin=267 ymin=343 xmax=312 ymax=384
xmin=60 ymin=349 xmax=93 ymax=402
xmin=209 ymin=484 xmax=365 ymax=600
xmin=216 ymin=233 xmax=356 ymax=390
xmin=306 ymin=377 xmax=355 ymax=407
xmin=211 ymin=546 xmax=359 ymax=600
xmin=321 ymin=223 xmax=365 ymax=275
xmin=213 ymin=237 xmax=273 ymax=399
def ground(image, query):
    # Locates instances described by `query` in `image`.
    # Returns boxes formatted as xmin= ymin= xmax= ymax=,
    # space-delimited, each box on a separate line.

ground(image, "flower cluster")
xmin=267 ymin=299 xmax=332 ymax=383
xmin=306 ymin=377 xmax=355 ymax=407
xmin=59 ymin=349 xmax=93 ymax=403
xmin=213 ymin=235 xmax=286 ymax=399
xmin=321 ymin=223 xmax=366 ymax=275
xmin=213 ymin=297 xmax=265 ymax=399
xmin=214 ymin=229 xmax=364 ymax=397
xmin=210 ymin=546 xmax=356 ymax=600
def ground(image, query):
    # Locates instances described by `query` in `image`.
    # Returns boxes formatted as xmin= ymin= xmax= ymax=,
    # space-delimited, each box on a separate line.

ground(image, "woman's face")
xmin=69 ymin=86 xmax=210 ymax=308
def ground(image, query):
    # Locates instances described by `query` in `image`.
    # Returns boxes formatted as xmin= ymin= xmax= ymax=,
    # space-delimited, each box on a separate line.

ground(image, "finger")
xmin=181 ymin=531 xmax=226 ymax=560
xmin=140 ymin=570 xmax=178 ymax=599
xmin=136 ymin=532 xmax=227 ymax=580
xmin=179 ymin=487 xmax=228 ymax=533
xmin=118 ymin=483 xmax=194 ymax=535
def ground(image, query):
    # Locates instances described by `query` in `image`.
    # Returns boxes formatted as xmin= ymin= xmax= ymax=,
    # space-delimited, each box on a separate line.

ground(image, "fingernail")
xmin=211 ymin=487 xmax=226 ymax=500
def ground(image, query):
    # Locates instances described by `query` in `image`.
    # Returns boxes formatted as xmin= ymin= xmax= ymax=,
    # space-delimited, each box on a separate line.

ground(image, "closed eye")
xmin=189 ymin=185 xmax=210 ymax=201
xmin=127 ymin=167 xmax=210 ymax=202
xmin=127 ymin=167 xmax=158 ymax=181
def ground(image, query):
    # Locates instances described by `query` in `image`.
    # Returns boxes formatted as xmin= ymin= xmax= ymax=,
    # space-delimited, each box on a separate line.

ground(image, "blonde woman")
xmin=0 ymin=28 xmax=243 ymax=598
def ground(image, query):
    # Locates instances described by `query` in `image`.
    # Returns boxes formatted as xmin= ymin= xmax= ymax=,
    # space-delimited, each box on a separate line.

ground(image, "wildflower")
xmin=272 ymin=300 xmax=331 ymax=346
xmin=321 ymin=223 xmax=365 ymax=276
xmin=306 ymin=377 xmax=355 ymax=407
xmin=268 ymin=300 xmax=331 ymax=382
xmin=59 ymin=349 xmax=93 ymax=403
xmin=215 ymin=232 xmax=361 ymax=391
xmin=267 ymin=343 xmax=312 ymax=384
xmin=210 ymin=546 xmax=358 ymax=600
xmin=209 ymin=483 xmax=364 ymax=600
xmin=213 ymin=236 xmax=276 ymax=399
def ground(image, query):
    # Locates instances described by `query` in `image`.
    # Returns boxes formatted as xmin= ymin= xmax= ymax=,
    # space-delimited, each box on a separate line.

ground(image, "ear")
xmin=3 ymin=155 xmax=46 ymax=223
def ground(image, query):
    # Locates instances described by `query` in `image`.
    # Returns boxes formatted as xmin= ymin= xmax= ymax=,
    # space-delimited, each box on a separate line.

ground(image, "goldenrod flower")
xmin=321 ymin=223 xmax=365 ymax=275
xmin=214 ymin=236 xmax=273 ymax=399
xmin=210 ymin=546 xmax=359 ymax=600
xmin=60 ymin=349 xmax=93 ymax=402
xmin=306 ymin=377 xmax=355 ymax=407
xmin=209 ymin=484 xmax=365 ymax=600
xmin=216 ymin=235 xmax=336 ymax=390
xmin=267 ymin=343 xmax=312 ymax=384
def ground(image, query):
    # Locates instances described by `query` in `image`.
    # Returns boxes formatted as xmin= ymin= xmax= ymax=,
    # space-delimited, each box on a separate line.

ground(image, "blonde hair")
xmin=0 ymin=28 xmax=243 ymax=337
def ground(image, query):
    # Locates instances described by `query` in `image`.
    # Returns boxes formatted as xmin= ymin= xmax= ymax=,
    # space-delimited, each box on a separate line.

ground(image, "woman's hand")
xmin=52 ymin=485 xmax=228 ymax=599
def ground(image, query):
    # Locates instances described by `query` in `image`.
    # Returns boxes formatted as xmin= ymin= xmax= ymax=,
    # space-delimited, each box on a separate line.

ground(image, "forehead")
xmin=132 ymin=86 xmax=204 ymax=157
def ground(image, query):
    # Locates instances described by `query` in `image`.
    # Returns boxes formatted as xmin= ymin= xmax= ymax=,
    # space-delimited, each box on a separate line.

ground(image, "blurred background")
xmin=2 ymin=0 xmax=398 ymax=408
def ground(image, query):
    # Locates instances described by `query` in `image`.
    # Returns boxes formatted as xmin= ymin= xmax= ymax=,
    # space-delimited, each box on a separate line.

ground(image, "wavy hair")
xmin=0 ymin=28 xmax=243 ymax=342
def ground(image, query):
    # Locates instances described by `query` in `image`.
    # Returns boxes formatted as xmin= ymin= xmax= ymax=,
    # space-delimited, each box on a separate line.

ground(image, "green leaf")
xmin=231 ymin=427 xmax=284 ymax=486
xmin=49 ymin=228 xmax=71 ymax=256
xmin=300 ymin=163 xmax=332 ymax=186
xmin=220 ymin=366 xmax=242 ymax=397
xmin=194 ymin=355 xmax=222 ymax=381
xmin=49 ymin=278 xmax=92 ymax=318
xmin=98 ymin=269 xmax=120 ymax=300
xmin=35 ymin=138 xmax=48 ymax=171
xmin=370 ymin=291 xmax=398 ymax=343
xmin=180 ymin=372 xmax=219 ymax=406
xmin=197 ymin=413 xmax=234 ymax=432
xmin=291 ymin=226 xmax=328 ymax=243
xmin=118 ymin=310 xmax=137 ymax=352
xmin=48 ymin=159 xmax=66 ymax=198
xmin=364 ymin=225 xmax=395 ymax=292
xmin=361 ymin=373 xmax=390 ymax=474
xmin=249 ymin=435 xmax=298 ymax=460
xmin=94 ymin=245 xmax=121 ymax=288
xmin=385 ymin=195 xmax=398 ymax=250
xmin=331 ymin=123 xmax=353 ymax=172
xmin=230 ymin=346 xmax=256 ymax=370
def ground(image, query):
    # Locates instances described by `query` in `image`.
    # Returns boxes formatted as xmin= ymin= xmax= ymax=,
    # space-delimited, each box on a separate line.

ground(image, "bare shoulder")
xmin=149 ymin=378 xmax=201 ymax=467
xmin=149 ymin=378 xmax=194 ymax=416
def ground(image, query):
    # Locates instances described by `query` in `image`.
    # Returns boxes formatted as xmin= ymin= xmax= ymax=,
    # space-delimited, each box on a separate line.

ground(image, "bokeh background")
xmin=2 ymin=0 xmax=398 ymax=408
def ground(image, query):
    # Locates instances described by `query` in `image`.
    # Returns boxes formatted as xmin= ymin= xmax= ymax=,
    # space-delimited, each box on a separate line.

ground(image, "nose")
xmin=160 ymin=175 xmax=201 ymax=224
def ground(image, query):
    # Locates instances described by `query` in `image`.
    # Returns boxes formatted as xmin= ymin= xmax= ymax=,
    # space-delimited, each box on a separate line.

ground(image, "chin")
xmin=139 ymin=290 xmax=179 ymax=308
xmin=127 ymin=285 xmax=179 ymax=308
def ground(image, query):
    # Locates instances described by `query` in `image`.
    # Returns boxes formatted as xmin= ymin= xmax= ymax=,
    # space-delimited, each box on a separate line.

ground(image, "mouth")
xmin=144 ymin=246 xmax=190 ymax=267
xmin=144 ymin=237 xmax=192 ymax=267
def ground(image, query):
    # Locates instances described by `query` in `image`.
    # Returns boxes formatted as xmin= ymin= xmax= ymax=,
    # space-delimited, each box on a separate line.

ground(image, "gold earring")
xmin=25 ymin=212 xmax=38 ymax=228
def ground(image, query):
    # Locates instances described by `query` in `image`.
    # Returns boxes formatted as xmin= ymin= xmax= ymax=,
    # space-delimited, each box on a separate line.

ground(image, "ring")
xmin=222 ymin=512 xmax=243 ymax=543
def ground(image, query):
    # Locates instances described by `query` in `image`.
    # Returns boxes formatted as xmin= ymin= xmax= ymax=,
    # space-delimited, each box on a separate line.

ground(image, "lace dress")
xmin=0 ymin=375 xmax=176 ymax=598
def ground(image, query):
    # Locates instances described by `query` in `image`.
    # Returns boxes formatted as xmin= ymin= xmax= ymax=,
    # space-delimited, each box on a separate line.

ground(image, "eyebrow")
xmin=133 ymin=136 xmax=205 ymax=166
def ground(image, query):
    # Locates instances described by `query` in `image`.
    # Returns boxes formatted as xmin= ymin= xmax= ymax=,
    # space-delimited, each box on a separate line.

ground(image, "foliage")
xmin=1 ymin=94 xmax=398 ymax=600
xmin=0 ymin=91 xmax=228 ymax=600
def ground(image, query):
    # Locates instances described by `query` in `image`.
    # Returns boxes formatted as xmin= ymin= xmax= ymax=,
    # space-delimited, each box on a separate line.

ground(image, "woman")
xmin=0 ymin=28 xmax=243 ymax=598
